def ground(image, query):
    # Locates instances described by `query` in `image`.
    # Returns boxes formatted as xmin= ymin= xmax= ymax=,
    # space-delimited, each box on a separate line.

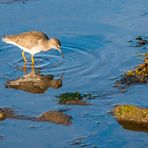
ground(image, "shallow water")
xmin=0 ymin=0 xmax=148 ymax=147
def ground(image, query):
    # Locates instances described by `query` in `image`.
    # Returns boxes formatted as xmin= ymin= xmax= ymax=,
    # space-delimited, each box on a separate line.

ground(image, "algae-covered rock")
xmin=58 ymin=92 xmax=90 ymax=105
xmin=114 ymin=58 xmax=148 ymax=89
xmin=113 ymin=105 xmax=148 ymax=132
xmin=59 ymin=92 xmax=82 ymax=101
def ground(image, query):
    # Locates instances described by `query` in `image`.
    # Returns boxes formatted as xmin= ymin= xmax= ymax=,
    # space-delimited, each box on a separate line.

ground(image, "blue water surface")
xmin=0 ymin=0 xmax=148 ymax=148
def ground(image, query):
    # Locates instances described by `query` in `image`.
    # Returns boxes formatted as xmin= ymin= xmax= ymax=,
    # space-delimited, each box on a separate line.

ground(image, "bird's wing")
xmin=4 ymin=31 xmax=49 ymax=49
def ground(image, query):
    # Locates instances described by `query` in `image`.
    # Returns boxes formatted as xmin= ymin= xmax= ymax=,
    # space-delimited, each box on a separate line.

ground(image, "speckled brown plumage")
xmin=3 ymin=31 xmax=49 ymax=50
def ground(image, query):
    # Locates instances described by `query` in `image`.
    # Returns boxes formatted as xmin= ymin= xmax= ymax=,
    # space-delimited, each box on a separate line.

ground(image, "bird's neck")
xmin=41 ymin=40 xmax=52 ymax=51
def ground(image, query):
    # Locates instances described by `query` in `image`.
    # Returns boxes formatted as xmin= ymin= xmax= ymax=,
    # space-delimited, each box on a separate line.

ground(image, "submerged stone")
xmin=113 ymin=105 xmax=148 ymax=132
xmin=58 ymin=92 xmax=90 ymax=105
xmin=130 ymin=36 xmax=148 ymax=47
xmin=0 ymin=112 xmax=5 ymax=120
xmin=0 ymin=107 xmax=72 ymax=125
xmin=136 ymin=37 xmax=148 ymax=47
xmin=0 ymin=107 xmax=14 ymax=119
xmin=136 ymin=36 xmax=143 ymax=40
xmin=37 ymin=110 xmax=72 ymax=125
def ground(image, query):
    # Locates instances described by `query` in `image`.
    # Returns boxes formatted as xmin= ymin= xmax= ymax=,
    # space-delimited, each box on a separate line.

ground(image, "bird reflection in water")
xmin=6 ymin=65 xmax=63 ymax=94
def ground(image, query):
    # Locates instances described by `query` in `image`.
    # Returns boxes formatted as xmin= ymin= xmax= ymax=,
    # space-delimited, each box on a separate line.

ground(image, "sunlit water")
xmin=0 ymin=0 xmax=148 ymax=148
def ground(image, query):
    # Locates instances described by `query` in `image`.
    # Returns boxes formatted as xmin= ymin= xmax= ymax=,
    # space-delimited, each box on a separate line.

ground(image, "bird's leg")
xmin=31 ymin=64 xmax=35 ymax=73
xmin=23 ymin=63 xmax=27 ymax=74
xmin=31 ymin=55 xmax=35 ymax=65
xmin=22 ymin=51 xmax=27 ymax=63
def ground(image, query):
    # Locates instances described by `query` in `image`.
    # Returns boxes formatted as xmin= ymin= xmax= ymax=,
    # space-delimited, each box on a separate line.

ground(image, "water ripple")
xmin=3 ymin=35 xmax=105 ymax=80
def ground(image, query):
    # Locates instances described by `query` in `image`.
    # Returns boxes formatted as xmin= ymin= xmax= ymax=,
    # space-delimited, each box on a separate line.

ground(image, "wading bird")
xmin=2 ymin=31 xmax=64 ymax=65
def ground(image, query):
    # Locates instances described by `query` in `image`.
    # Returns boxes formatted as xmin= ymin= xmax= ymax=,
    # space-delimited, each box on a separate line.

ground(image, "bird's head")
xmin=48 ymin=38 xmax=64 ymax=58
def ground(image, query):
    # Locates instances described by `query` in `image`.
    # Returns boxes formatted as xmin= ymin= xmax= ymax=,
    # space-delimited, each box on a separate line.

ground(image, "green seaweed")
xmin=58 ymin=92 xmax=82 ymax=104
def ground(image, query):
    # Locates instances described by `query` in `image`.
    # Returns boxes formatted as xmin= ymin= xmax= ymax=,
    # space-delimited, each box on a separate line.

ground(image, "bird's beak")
xmin=57 ymin=49 xmax=64 ymax=58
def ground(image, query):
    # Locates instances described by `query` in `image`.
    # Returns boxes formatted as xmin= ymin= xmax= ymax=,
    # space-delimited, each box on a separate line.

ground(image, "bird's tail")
xmin=2 ymin=35 xmax=7 ymax=42
xmin=2 ymin=35 xmax=12 ymax=43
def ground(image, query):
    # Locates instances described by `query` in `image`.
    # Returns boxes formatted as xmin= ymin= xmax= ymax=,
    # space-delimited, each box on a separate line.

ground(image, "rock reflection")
xmin=0 ymin=107 xmax=72 ymax=125
xmin=5 ymin=66 xmax=63 ymax=94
